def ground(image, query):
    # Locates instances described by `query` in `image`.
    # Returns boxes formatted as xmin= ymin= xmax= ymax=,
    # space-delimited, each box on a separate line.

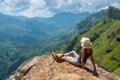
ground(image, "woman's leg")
xmin=62 ymin=51 xmax=80 ymax=66
xmin=62 ymin=56 xmax=80 ymax=66
xmin=64 ymin=50 xmax=79 ymax=58
xmin=70 ymin=51 xmax=79 ymax=58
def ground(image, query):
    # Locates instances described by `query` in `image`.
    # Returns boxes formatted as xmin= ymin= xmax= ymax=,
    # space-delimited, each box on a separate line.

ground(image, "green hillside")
xmin=61 ymin=6 xmax=120 ymax=76
xmin=62 ymin=18 xmax=120 ymax=76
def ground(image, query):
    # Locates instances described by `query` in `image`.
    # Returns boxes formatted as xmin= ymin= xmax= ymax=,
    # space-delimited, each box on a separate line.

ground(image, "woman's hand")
xmin=82 ymin=69 xmax=87 ymax=73
xmin=93 ymin=69 xmax=99 ymax=77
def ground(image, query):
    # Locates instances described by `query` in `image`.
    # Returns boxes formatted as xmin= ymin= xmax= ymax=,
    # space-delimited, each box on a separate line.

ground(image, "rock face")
xmin=7 ymin=55 xmax=120 ymax=80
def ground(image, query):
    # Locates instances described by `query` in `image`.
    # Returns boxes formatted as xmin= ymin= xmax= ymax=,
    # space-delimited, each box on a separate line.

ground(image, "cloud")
xmin=0 ymin=0 xmax=120 ymax=18
xmin=19 ymin=0 xmax=55 ymax=18
xmin=0 ymin=0 xmax=30 ymax=15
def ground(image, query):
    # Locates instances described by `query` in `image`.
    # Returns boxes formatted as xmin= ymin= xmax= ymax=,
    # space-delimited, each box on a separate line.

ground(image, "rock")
xmin=7 ymin=55 xmax=120 ymax=80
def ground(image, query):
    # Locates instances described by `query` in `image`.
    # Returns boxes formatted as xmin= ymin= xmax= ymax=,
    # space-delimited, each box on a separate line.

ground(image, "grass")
xmin=63 ymin=18 xmax=120 ymax=76
xmin=113 ymin=68 xmax=120 ymax=76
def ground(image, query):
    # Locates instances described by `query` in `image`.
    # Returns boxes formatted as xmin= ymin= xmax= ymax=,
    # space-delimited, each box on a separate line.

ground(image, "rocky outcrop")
xmin=7 ymin=55 xmax=120 ymax=80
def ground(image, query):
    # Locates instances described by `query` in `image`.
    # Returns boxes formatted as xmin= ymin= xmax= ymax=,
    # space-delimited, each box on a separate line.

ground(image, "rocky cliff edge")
xmin=7 ymin=55 xmax=120 ymax=80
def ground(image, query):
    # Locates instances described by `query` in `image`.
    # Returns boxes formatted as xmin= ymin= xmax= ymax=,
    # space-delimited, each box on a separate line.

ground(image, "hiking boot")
xmin=52 ymin=52 xmax=57 ymax=60
xmin=52 ymin=52 xmax=65 ymax=61
xmin=56 ymin=54 xmax=65 ymax=61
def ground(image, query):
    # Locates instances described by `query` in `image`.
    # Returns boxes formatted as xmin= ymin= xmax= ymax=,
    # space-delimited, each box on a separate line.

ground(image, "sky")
xmin=0 ymin=0 xmax=120 ymax=18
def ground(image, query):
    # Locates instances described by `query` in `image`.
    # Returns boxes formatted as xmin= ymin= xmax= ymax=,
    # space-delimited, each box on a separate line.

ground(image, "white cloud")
xmin=111 ymin=3 xmax=120 ymax=8
xmin=0 ymin=0 xmax=30 ymax=15
xmin=0 ymin=0 xmax=120 ymax=18
xmin=20 ymin=8 xmax=54 ymax=18
xmin=19 ymin=0 xmax=54 ymax=18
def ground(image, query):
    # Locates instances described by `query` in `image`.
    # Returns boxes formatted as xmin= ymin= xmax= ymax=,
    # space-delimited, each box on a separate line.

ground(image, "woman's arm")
xmin=90 ymin=52 xmax=97 ymax=72
xmin=81 ymin=48 xmax=85 ymax=69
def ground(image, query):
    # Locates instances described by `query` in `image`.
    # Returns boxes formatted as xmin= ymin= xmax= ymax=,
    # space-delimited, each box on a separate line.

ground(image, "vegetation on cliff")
xmin=61 ymin=6 xmax=120 ymax=76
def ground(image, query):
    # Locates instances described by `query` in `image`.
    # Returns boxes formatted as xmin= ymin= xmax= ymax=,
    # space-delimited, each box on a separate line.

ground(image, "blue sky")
xmin=0 ymin=0 xmax=120 ymax=18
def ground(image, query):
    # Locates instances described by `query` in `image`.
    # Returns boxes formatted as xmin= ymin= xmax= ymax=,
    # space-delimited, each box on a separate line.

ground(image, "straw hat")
xmin=80 ymin=37 xmax=92 ymax=48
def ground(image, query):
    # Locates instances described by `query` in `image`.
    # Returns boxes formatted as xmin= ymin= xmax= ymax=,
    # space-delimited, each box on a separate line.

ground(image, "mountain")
xmin=7 ymin=55 xmax=120 ymax=80
xmin=61 ymin=7 xmax=120 ymax=76
xmin=0 ymin=12 xmax=90 ymax=80
xmin=62 ymin=18 xmax=120 ymax=76
xmin=48 ymin=12 xmax=90 ymax=26
xmin=7 ymin=6 xmax=120 ymax=80
xmin=0 ymin=12 xmax=91 ymax=40
xmin=3 ymin=6 xmax=119 ymax=80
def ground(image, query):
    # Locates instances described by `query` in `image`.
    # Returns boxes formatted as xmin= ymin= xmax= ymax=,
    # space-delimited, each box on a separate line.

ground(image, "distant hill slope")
xmin=49 ymin=12 xmax=90 ymax=26
xmin=77 ymin=10 xmax=107 ymax=32
xmin=7 ymin=55 xmax=120 ymax=80
xmin=62 ymin=19 xmax=120 ymax=76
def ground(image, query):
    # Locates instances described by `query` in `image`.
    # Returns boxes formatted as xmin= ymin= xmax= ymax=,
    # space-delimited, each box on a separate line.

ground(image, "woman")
xmin=52 ymin=37 xmax=98 ymax=73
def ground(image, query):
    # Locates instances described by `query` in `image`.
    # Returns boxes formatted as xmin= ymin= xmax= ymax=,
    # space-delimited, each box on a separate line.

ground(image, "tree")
xmin=108 ymin=6 xmax=120 ymax=20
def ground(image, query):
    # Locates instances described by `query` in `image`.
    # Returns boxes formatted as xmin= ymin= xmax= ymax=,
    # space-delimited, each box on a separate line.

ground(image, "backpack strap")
xmin=84 ymin=48 xmax=92 ymax=54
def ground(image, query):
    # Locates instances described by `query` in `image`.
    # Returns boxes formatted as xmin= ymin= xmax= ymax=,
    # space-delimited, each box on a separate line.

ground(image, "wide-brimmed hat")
xmin=80 ymin=37 xmax=92 ymax=48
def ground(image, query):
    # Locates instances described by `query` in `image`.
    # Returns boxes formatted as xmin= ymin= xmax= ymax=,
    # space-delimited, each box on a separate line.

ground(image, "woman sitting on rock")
xmin=52 ymin=37 xmax=98 ymax=74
